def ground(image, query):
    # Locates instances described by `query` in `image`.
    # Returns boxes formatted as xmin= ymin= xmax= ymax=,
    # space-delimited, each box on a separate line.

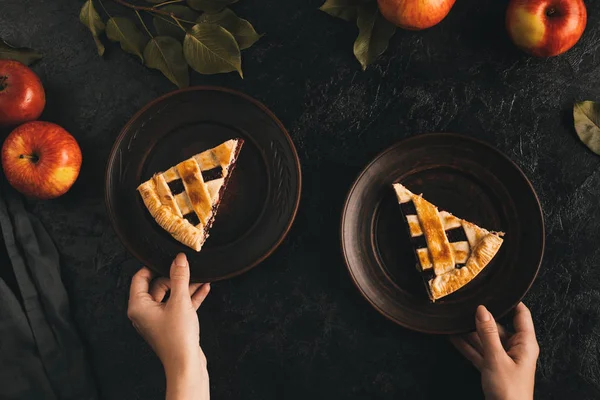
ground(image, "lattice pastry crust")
xmin=393 ymin=183 xmax=504 ymax=301
xmin=138 ymin=139 xmax=243 ymax=251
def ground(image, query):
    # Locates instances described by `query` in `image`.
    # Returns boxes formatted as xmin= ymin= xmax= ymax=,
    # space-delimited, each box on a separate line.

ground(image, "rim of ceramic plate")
xmin=105 ymin=86 xmax=302 ymax=280
xmin=340 ymin=132 xmax=545 ymax=334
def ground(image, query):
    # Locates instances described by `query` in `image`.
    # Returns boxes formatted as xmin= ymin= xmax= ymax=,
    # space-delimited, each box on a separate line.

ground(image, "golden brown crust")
xmin=412 ymin=195 xmax=455 ymax=276
xmin=392 ymin=183 xmax=413 ymax=203
xmin=213 ymin=141 xmax=236 ymax=165
xmin=428 ymin=234 xmax=503 ymax=300
xmin=406 ymin=215 xmax=422 ymax=237
xmin=154 ymin=174 xmax=181 ymax=217
xmin=416 ymin=248 xmax=433 ymax=270
xmin=163 ymin=168 xmax=179 ymax=182
xmin=137 ymin=179 xmax=205 ymax=251
xmin=177 ymin=159 xmax=212 ymax=225
xmin=174 ymin=192 xmax=193 ymax=216
xmin=439 ymin=211 xmax=461 ymax=229
xmin=451 ymin=241 xmax=470 ymax=264
xmin=194 ymin=140 xmax=237 ymax=171
xmin=392 ymin=182 xmax=505 ymax=301
xmin=137 ymin=139 xmax=242 ymax=252
xmin=206 ymin=178 xmax=224 ymax=200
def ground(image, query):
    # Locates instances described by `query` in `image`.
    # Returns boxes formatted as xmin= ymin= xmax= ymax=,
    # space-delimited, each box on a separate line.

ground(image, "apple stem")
xmin=546 ymin=7 xmax=556 ymax=17
xmin=0 ymin=76 xmax=7 ymax=92
xmin=19 ymin=154 xmax=39 ymax=162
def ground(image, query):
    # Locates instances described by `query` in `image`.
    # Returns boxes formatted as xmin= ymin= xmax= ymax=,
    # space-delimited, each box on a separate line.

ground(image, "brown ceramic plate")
xmin=341 ymin=133 xmax=544 ymax=334
xmin=106 ymin=87 xmax=301 ymax=282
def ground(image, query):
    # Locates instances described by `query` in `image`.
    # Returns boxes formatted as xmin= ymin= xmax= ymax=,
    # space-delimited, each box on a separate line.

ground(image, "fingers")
xmin=169 ymin=253 xmax=191 ymax=301
xmin=450 ymin=336 xmax=483 ymax=370
xmin=475 ymin=305 xmax=506 ymax=360
xmin=149 ymin=277 xmax=171 ymax=302
xmin=128 ymin=267 xmax=154 ymax=320
xmin=465 ymin=332 xmax=483 ymax=354
xmin=461 ymin=321 xmax=510 ymax=355
xmin=497 ymin=324 xmax=508 ymax=344
xmin=149 ymin=277 xmax=203 ymax=303
xmin=512 ymin=302 xmax=540 ymax=360
xmin=513 ymin=302 xmax=536 ymax=336
xmin=191 ymin=283 xmax=211 ymax=310
xmin=129 ymin=267 xmax=153 ymax=299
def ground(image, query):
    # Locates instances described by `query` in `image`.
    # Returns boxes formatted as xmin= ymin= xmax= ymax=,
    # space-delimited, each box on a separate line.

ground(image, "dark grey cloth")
xmin=0 ymin=178 xmax=98 ymax=400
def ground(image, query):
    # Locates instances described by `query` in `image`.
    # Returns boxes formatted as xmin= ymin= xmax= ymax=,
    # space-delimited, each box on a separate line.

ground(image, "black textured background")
xmin=2 ymin=0 xmax=600 ymax=399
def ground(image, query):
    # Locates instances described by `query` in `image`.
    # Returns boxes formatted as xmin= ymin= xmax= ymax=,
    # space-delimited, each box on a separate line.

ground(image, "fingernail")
xmin=174 ymin=253 xmax=187 ymax=267
xmin=476 ymin=305 xmax=491 ymax=322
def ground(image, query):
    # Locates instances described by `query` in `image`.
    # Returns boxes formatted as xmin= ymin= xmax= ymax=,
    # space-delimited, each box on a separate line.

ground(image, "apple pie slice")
xmin=393 ymin=183 xmax=504 ymax=301
xmin=138 ymin=139 xmax=243 ymax=251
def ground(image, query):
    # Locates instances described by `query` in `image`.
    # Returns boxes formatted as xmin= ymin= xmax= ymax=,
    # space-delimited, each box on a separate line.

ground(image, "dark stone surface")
xmin=2 ymin=0 xmax=600 ymax=399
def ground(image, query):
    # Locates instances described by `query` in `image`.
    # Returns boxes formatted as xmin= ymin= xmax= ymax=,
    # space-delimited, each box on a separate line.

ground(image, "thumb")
xmin=475 ymin=305 xmax=506 ymax=360
xmin=169 ymin=253 xmax=191 ymax=301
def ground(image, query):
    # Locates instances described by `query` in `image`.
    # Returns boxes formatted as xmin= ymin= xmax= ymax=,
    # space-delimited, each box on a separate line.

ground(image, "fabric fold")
xmin=0 ymin=178 xmax=98 ymax=400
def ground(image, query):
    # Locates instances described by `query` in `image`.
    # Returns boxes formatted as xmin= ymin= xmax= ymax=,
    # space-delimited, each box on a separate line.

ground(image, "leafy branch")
xmin=111 ymin=0 xmax=196 ymax=22
xmin=574 ymin=101 xmax=600 ymax=156
xmin=80 ymin=0 xmax=261 ymax=87
xmin=152 ymin=0 xmax=186 ymax=7
xmin=320 ymin=0 xmax=396 ymax=70
xmin=0 ymin=39 xmax=43 ymax=65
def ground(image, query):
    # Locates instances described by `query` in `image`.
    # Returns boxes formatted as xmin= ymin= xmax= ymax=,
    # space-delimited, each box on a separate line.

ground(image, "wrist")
xmin=164 ymin=348 xmax=207 ymax=378
xmin=165 ymin=349 xmax=209 ymax=400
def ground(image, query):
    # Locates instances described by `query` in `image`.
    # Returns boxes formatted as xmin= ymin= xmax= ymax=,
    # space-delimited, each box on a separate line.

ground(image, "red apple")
xmin=0 ymin=60 xmax=46 ymax=127
xmin=506 ymin=0 xmax=587 ymax=57
xmin=377 ymin=0 xmax=456 ymax=30
xmin=1 ymin=121 xmax=82 ymax=199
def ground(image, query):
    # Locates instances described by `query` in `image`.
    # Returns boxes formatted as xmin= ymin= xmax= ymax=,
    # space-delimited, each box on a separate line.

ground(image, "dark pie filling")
xmin=199 ymin=139 xmax=244 ymax=236
xmin=412 ymin=234 xmax=428 ymax=249
xmin=167 ymin=179 xmax=185 ymax=196
xmin=400 ymin=201 xmax=417 ymax=215
xmin=422 ymin=268 xmax=436 ymax=281
xmin=183 ymin=212 xmax=201 ymax=226
xmin=446 ymin=227 xmax=468 ymax=242
xmin=201 ymin=166 xmax=223 ymax=181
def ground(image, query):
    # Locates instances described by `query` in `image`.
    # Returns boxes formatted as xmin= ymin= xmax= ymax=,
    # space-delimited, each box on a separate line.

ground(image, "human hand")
xmin=450 ymin=303 xmax=539 ymax=400
xmin=127 ymin=253 xmax=211 ymax=400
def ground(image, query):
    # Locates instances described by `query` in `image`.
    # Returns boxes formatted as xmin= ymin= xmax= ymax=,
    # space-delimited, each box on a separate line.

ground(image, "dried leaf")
xmin=197 ymin=8 xmax=261 ymax=50
xmin=106 ymin=17 xmax=149 ymax=62
xmin=0 ymin=39 xmax=42 ymax=65
xmin=144 ymin=36 xmax=189 ymax=88
xmin=187 ymin=0 xmax=238 ymax=13
xmin=183 ymin=23 xmax=242 ymax=77
xmin=574 ymin=101 xmax=600 ymax=156
xmin=319 ymin=0 xmax=367 ymax=22
xmin=153 ymin=5 xmax=199 ymax=41
xmin=80 ymin=0 xmax=106 ymax=56
xmin=353 ymin=2 xmax=396 ymax=70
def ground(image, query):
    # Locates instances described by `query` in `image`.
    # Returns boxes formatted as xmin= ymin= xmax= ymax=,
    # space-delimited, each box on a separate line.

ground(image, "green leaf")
xmin=197 ymin=8 xmax=261 ymax=50
xmin=144 ymin=36 xmax=189 ymax=88
xmin=183 ymin=23 xmax=242 ymax=77
xmin=106 ymin=17 xmax=149 ymax=62
xmin=153 ymin=5 xmax=199 ymax=41
xmin=187 ymin=0 xmax=238 ymax=13
xmin=353 ymin=3 xmax=396 ymax=70
xmin=574 ymin=101 xmax=600 ymax=156
xmin=79 ymin=0 xmax=106 ymax=56
xmin=0 ymin=39 xmax=42 ymax=65
xmin=319 ymin=0 xmax=367 ymax=22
